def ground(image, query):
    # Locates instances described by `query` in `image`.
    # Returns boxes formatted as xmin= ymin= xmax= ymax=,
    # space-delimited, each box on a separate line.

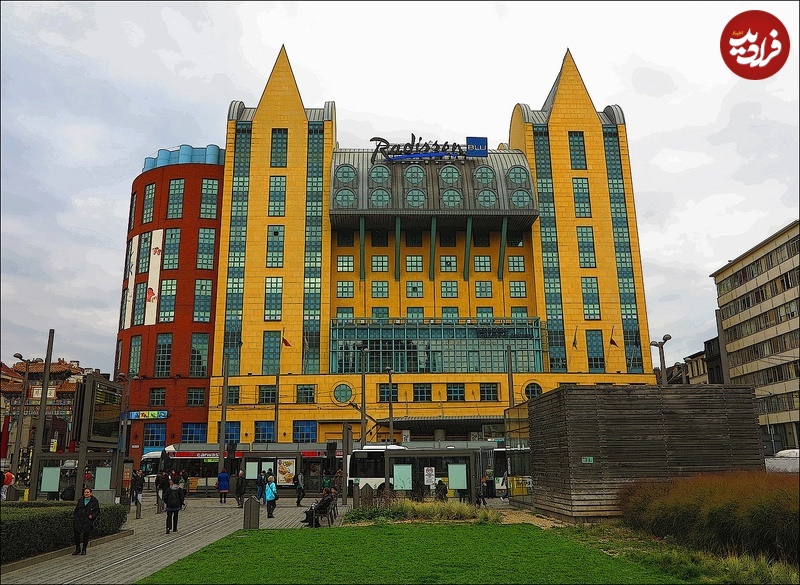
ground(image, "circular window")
xmin=510 ymin=189 xmax=532 ymax=207
xmin=335 ymin=165 xmax=357 ymax=184
xmin=404 ymin=165 xmax=425 ymax=184
xmin=406 ymin=189 xmax=426 ymax=207
xmin=439 ymin=165 xmax=460 ymax=184
xmin=474 ymin=166 xmax=495 ymax=184
xmin=334 ymin=384 xmax=353 ymax=403
xmin=525 ymin=383 xmax=543 ymax=399
xmin=370 ymin=165 xmax=390 ymax=184
xmin=370 ymin=188 xmax=391 ymax=207
xmin=476 ymin=189 xmax=497 ymax=207
xmin=334 ymin=189 xmax=356 ymax=207
xmin=441 ymin=189 xmax=462 ymax=207
xmin=507 ymin=166 xmax=529 ymax=185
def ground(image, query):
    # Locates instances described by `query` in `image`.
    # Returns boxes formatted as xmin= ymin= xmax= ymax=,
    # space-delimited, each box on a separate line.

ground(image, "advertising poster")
xmin=276 ymin=458 xmax=296 ymax=486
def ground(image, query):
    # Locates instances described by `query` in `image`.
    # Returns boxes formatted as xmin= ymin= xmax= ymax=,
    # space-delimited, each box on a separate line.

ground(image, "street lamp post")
xmin=115 ymin=373 xmax=136 ymax=496
xmin=12 ymin=353 xmax=43 ymax=477
xmin=386 ymin=368 xmax=394 ymax=444
xmin=218 ymin=354 xmax=229 ymax=474
xmin=763 ymin=391 xmax=777 ymax=456
xmin=649 ymin=334 xmax=672 ymax=387
xmin=358 ymin=344 xmax=368 ymax=447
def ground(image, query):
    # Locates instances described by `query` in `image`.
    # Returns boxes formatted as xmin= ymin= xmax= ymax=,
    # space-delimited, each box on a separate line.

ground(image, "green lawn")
xmin=138 ymin=523 xmax=687 ymax=584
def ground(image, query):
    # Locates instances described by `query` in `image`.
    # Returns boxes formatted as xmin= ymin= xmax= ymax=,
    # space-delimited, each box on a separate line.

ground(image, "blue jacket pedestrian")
xmin=217 ymin=469 xmax=230 ymax=504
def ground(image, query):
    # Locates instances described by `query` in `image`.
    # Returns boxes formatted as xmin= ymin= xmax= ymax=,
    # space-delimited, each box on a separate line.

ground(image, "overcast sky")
xmin=1 ymin=1 xmax=798 ymax=375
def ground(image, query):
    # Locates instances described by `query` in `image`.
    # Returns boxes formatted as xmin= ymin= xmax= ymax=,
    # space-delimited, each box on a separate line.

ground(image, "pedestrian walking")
xmin=476 ymin=477 xmax=487 ymax=508
xmin=264 ymin=474 xmax=278 ymax=518
xmin=131 ymin=469 xmax=145 ymax=507
xmin=500 ymin=469 xmax=509 ymax=502
xmin=164 ymin=477 xmax=185 ymax=534
xmin=2 ymin=468 xmax=15 ymax=501
xmin=72 ymin=487 xmax=100 ymax=555
xmin=235 ymin=470 xmax=246 ymax=507
xmin=294 ymin=469 xmax=305 ymax=507
xmin=156 ymin=471 xmax=170 ymax=513
xmin=217 ymin=468 xmax=230 ymax=504
xmin=256 ymin=470 xmax=267 ymax=504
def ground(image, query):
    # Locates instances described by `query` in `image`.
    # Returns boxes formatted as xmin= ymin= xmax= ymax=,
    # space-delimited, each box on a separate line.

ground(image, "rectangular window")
xmin=167 ymin=179 xmax=184 ymax=219
xmin=378 ymin=382 xmax=398 ymax=403
xmin=200 ymin=178 xmax=218 ymax=219
xmin=223 ymin=421 xmax=241 ymax=444
xmin=441 ymin=281 xmax=458 ymax=298
xmin=446 ymin=383 xmax=465 ymax=401
xmin=475 ymin=281 xmax=492 ymax=298
xmin=154 ymin=333 xmax=172 ymax=377
xmin=509 ymin=281 xmax=527 ymax=298
xmin=407 ymin=307 xmax=423 ymax=323
xmin=264 ymin=277 xmax=283 ymax=320
xmin=137 ymin=232 xmax=152 ymax=273
xmin=193 ymin=279 xmax=213 ymax=322
xmin=197 ymin=228 xmax=216 ymax=270
xmin=480 ymin=383 xmax=499 ymax=401
xmin=190 ymin=333 xmax=209 ymax=377
xmin=506 ymin=232 xmax=524 ymax=247
xmin=336 ymin=307 xmax=354 ymax=321
xmin=577 ymin=226 xmax=597 ymax=268
xmin=337 ymin=231 xmax=354 ymax=247
xmin=162 ymin=228 xmax=180 ymax=270
xmin=142 ymin=183 xmax=155 ymax=224
xmin=132 ymin=282 xmax=147 ymax=326
xmin=508 ymin=255 xmax=525 ymax=272
xmin=270 ymin=128 xmax=288 ymax=167
xmin=473 ymin=232 xmax=490 ymax=247
xmin=405 ymin=255 xmax=423 ymax=272
xmin=149 ymin=387 xmax=166 ymax=407
xmin=372 ymin=307 xmax=389 ymax=322
xmin=439 ymin=231 xmax=456 ymax=247
xmin=511 ymin=307 xmax=528 ymax=323
xmin=371 ymin=231 xmax=388 ymax=247
xmin=297 ymin=385 xmax=316 ymax=404
xmin=476 ymin=307 xmax=494 ymax=323
xmin=128 ymin=192 xmax=136 ymax=231
xmin=406 ymin=281 xmax=423 ymax=298
xmin=474 ymin=255 xmax=491 ymax=272
xmin=442 ymin=307 xmax=459 ymax=323
xmin=413 ymin=383 xmax=431 ymax=402
xmin=586 ymin=330 xmax=606 ymax=373
xmin=254 ymin=421 xmax=275 ymax=443
xmin=181 ymin=422 xmax=207 ymax=443
xmin=372 ymin=255 xmax=389 ymax=272
xmin=128 ymin=335 xmax=142 ymax=376
xmin=406 ymin=231 xmax=422 ymax=247
xmin=262 ymin=331 xmax=281 ymax=376
xmin=573 ymin=178 xmax=592 ymax=217
xmin=124 ymin=239 xmax=134 ymax=278
xmin=187 ymin=387 xmax=205 ymax=406
xmin=569 ymin=131 xmax=587 ymax=170
xmin=268 ymin=176 xmax=287 ymax=216
xmin=372 ymin=281 xmax=389 ymax=298
xmin=337 ymin=255 xmax=354 ymax=272
xmin=258 ymin=385 xmax=276 ymax=404
xmin=119 ymin=289 xmax=128 ymax=330
xmin=226 ymin=385 xmax=240 ymax=405
xmin=143 ymin=422 xmax=166 ymax=448
xmin=293 ymin=420 xmax=317 ymax=443
xmin=440 ymin=255 xmax=457 ymax=273
xmin=581 ymin=277 xmax=601 ymax=320
xmin=337 ymin=281 xmax=354 ymax=298
xmin=158 ymin=279 xmax=177 ymax=322
xmin=266 ymin=225 xmax=284 ymax=268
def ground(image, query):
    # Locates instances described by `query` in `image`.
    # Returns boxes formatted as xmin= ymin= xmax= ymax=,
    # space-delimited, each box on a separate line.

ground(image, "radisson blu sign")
xmin=370 ymin=134 xmax=488 ymax=163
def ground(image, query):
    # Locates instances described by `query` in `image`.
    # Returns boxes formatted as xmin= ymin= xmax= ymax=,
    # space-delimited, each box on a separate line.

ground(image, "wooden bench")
xmin=311 ymin=497 xmax=337 ymax=527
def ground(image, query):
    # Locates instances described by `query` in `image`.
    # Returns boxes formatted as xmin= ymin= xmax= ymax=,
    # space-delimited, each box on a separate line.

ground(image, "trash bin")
xmin=243 ymin=496 xmax=260 ymax=530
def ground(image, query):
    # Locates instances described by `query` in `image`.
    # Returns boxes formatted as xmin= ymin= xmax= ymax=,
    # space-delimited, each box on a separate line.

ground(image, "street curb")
xmin=0 ymin=529 xmax=134 ymax=573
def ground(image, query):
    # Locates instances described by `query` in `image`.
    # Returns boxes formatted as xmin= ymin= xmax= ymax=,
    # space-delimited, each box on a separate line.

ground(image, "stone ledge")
xmin=0 ymin=529 xmax=134 ymax=573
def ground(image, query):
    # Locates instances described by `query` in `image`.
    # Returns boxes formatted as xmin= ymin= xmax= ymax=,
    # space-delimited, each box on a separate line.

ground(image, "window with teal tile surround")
xmin=372 ymin=307 xmax=389 ymax=322
xmin=441 ymin=281 xmax=458 ymax=298
xmin=167 ymin=179 xmax=184 ymax=219
xmin=337 ymin=281 xmax=354 ymax=298
xmin=271 ymin=128 xmax=288 ymax=167
xmin=511 ymin=307 xmax=528 ymax=322
xmin=158 ymin=279 xmax=176 ymax=322
xmin=475 ymin=281 xmax=492 ymax=298
xmin=569 ymin=131 xmax=587 ymax=169
xmin=406 ymin=281 xmax=423 ymax=298
xmin=508 ymin=255 xmax=525 ymax=272
xmin=442 ymin=307 xmax=459 ymax=322
xmin=440 ymin=255 xmax=457 ymax=272
xmin=128 ymin=335 xmax=141 ymax=375
xmin=372 ymin=281 xmax=389 ymax=298
xmin=573 ymin=178 xmax=591 ymax=217
xmin=190 ymin=333 xmax=209 ymax=377
xmin=142 ymin=183 xmax=155 ymax=223
xmin=132 ymin=282 xmax=146 ymax=326
xmin=262 ymin=331 xmax=281 ymax=376
xmin=372 ymin=255 xmax=389 ymax=272
xmin=337 ymin=255 xmax=354 ymax=272
xmin=268 ymin=176 xmax=286 ymax=216
xmin=163 ymin=228 xmax=180 ymax=270
xmin=336 ymin=307 xmax=354 ymax=320
xmin=266 ymin=225 xmax=284 ymax=268
xmin=509 ymin=281 xmax=527 ymax=298
xmin=264 ymin=277 xmax=283 ymax=320
xmin=154 ymin=333 xmax=172 ymax=377
xmin=137 ymin=232 xmax=151 ymax=273
xmin=407 ymin=307 xmax=423 ymax=323
xmin=406 ymin=255 xmax=423 ymax=272
xmin=197 ymin=228 xmax=215 ymax=269
xmin=577 ymin=226 xmax=597 ymax=268
xmin=193 ymin=279 xmax=212 ymax=322
xmin=477 ymin=306 xmax=494 ymax=323
xmin=581 ymin=277 xmax=601 ymax=320
xmin=200 ymin=179 xmax=218 ymax=219
xmin=474 ymin=255 xmax=491 ymax=272
xmin=586 ymin=330 xmax=605 ymax=373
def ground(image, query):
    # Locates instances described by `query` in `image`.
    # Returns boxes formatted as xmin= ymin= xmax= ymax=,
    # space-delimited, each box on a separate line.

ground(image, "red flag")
xmin=282 ymin=337 xmax=291 ymax=347
xmin=572 ymin=326 xmax=578 ymax=349
xmin=610 ymin=325 xmax=619 ymax=347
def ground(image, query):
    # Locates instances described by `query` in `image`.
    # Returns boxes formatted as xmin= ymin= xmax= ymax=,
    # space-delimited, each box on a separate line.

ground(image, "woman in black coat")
xmin=73 ymin=487 xmax=101 ymax=555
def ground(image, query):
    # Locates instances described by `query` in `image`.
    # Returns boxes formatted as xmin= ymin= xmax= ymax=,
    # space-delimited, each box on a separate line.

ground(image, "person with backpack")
xmin=72 ymin=487 xmax=100 ymax=555
xmin=164 ymin=476 xmax=185 ymax=534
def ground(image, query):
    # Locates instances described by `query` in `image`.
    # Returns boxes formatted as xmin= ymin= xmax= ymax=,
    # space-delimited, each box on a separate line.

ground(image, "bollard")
xmin=243 ymin=496 xmax=260 ymax=529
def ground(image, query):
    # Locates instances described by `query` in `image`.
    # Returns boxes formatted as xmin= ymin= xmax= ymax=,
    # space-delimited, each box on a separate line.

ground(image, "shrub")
xmin=1 ymin=501 xmax=128 ymax=564
xmin=343 ymin=500 xmax=502 ymax=525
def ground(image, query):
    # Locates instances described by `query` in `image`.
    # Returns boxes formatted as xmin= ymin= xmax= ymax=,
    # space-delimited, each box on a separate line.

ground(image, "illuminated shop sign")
xmin=127 ymin=410 xmax=168 ymax=420
xmin=370 ymin=134 xmax=488 ymax=163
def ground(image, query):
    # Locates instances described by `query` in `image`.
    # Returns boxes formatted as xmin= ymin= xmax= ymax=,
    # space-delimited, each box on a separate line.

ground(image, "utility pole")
xmin=218 ymin=355 xmax=229 ymax=474
xmin=29 ymin=329 xmax=55 ymax=501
